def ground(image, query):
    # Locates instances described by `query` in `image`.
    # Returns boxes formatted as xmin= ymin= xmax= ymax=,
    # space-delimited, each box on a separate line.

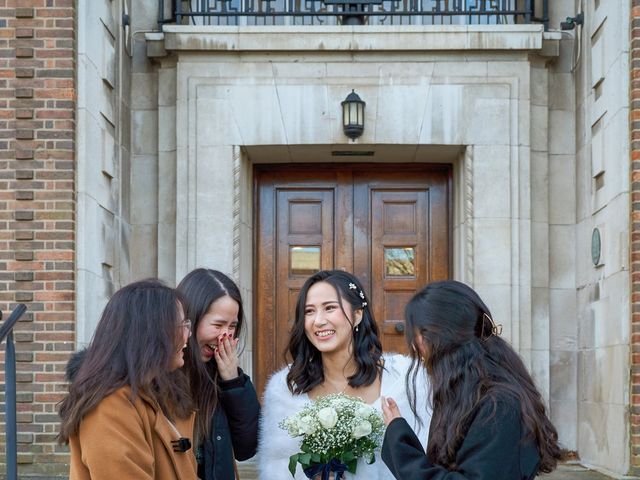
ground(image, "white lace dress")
xmin=257 ymin=354 xmax=431 ymax=480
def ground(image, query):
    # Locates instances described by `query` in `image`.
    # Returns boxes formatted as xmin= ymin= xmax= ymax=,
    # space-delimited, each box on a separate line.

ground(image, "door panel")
xmin=354 ymin=170 xmax=450 ymax=355
xmin=276 ymin=189 xmax=334 ymax=369
xmin=255 ymin=165 xmax=451 ymax=395
xmin=373 ymin=191 xmax=428 ymax=353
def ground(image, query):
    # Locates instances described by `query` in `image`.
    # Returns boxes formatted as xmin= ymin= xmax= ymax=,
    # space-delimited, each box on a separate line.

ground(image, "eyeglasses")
xmin=178 ymin=319 xmax=192 ymax=332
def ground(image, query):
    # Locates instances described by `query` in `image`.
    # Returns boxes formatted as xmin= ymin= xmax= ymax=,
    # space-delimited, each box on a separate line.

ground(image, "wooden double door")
xmin=254 ymin=164 xmax=451 ymax=394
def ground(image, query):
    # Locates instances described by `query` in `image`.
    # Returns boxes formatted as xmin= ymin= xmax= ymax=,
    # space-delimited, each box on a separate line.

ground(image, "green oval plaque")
xmin=591 ymin=228 xmax=601 ymax=266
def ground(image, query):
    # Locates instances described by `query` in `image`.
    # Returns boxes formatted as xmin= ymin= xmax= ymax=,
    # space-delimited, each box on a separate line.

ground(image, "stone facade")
xmin=0 ymin=0 xmax=637 ymax=477
xmin=146 ymin=23 xmax=558 ymax=388
xmin=631 ymin=1 xmax=640 ymax=476
xmin=76 ymin=0 xmax=131 ymax=345
xmin=142 ymin=10 xmax=632 ymax=478
xmin=573 ymin=0 xmax=631 ymax=475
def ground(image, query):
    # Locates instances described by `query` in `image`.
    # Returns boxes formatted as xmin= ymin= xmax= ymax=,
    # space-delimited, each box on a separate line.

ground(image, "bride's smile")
xmin=303 ymin=281 xmax=362 ymax=355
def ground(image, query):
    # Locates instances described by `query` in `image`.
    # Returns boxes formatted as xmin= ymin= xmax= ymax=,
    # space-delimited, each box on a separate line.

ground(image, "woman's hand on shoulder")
xmin=215 ymin=333 xmax=240 ymax=381
xmin=381 ymin=396 xmax=403 ymax=426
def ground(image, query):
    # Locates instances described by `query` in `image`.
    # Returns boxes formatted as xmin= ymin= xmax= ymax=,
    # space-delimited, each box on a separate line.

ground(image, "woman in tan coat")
xmin=58 ymin=279 xmax=197 ymax=480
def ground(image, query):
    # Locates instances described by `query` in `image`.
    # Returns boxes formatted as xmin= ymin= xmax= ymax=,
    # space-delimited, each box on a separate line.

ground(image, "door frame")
xmin=253 ymin=163 xmax=453 ymax=394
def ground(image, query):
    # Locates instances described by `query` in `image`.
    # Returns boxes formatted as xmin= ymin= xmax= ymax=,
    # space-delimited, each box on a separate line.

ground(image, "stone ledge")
xmin=147 ymin=25 xmax=544 ymax=56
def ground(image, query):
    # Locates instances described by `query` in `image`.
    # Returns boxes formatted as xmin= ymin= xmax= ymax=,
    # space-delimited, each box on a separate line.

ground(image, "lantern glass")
xmin=349 ymin=102 xmax=358 ymax=125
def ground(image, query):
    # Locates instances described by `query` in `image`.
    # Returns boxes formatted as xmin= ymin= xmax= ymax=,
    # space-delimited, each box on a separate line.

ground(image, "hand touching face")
xmin=213 ymin=331 xmax=240 ymax=381
xmin=195 ymin=295 xmax=240 ymax=380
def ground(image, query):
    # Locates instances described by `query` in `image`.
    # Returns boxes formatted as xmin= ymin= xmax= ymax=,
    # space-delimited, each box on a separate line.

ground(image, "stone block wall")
xmin=631 ymin=2 xmax=640 ymax=476
xmin=573 ymin=0 xmax=631 ymax=475
xmin=155 ymin=25 xmax=549 ymax=415
xmin=75 ymin=0 xmax=131 ymax=346
xmin=0 ymin=0 xmax=75 ymax=476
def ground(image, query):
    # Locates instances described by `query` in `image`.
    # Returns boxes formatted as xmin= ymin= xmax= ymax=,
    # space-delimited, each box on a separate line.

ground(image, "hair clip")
xmin=480 ymin=313 xmax=502 ymax=341
xmin=172 ymin=437 xmax=192 ymax=453
xmin=347 ymin=282 xmax=367 ymax=308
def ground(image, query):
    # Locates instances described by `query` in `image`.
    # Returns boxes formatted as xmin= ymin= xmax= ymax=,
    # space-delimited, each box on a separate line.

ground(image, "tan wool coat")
xmin=69 ymin=387 xmax=197 ymax=480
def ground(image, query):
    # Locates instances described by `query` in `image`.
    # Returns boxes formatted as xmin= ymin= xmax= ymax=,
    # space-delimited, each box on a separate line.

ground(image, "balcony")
xmin=158 ymin=0 xmax=547 ymax=27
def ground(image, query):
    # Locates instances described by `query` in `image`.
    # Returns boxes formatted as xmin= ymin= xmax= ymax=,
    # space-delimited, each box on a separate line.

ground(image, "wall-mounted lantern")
xmin=342 ymin=90 xmax=365 ymax=140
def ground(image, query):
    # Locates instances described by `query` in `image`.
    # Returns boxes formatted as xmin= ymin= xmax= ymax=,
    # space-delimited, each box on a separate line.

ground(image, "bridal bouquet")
xmin=279 ymin=393 xmax=385 ymax=479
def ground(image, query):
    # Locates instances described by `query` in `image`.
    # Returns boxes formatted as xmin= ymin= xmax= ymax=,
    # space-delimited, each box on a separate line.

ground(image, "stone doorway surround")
xmin=145 ymin=21 xmax=566 ymax=447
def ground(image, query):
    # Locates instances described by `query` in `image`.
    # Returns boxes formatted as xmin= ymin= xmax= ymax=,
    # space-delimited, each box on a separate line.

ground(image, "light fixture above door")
xmin=341 ymin=90 xmax=365 ymax=140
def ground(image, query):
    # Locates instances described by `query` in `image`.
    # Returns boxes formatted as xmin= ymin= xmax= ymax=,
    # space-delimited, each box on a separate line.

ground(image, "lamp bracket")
xmin=561 ymin=12 xmax=583 ymax=30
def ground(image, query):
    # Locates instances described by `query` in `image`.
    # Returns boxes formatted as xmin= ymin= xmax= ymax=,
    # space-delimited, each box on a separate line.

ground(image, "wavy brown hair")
xmin=404 ymin=280 xmax=565 ymax=473
xmin=177 ymin=268 xmax=245 ymax=442
xmin=58 ymin=279 xmax=192 ymax=443
xmin=286 ymin=270 xmax=383 ymax=394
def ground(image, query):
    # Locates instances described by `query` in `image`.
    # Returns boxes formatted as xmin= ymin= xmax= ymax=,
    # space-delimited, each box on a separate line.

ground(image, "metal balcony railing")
xmin=158 ymin=0 xmax=548 ymax=28
xmin=0 ymin=304 xmax=27 ymax=480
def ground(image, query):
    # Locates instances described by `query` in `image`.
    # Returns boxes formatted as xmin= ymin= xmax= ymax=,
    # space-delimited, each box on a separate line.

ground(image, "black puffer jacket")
xmin=198 ymin=369 xmax=260 ymax=480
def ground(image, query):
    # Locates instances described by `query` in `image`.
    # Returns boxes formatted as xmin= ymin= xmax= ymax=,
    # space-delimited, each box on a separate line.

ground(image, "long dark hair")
xmin=286 ymin=270 xmax=383 ymax=394
xmin=177 ymin=268 xmax=244 ymax=441
xmin=58 ymin=279 xmax=192 ymax=443
xmin=405 ymin=280 xmax=564 ymax=473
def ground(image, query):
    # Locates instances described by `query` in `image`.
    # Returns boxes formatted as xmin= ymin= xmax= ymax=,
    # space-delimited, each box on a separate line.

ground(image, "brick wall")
xmin=632 ymin=2 xmax=640 ymax=476
xmin=1 ymin=0 xmax=75 ymax=476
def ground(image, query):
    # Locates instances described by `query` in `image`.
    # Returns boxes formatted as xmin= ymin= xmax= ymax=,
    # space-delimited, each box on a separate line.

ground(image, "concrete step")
xmin=548 ymin=463 xmax=620 ymax=480
xmin=237 ymin=459 xmax=258 ymax=478
xmin=236 ymin=461 xmax=615 ymax=480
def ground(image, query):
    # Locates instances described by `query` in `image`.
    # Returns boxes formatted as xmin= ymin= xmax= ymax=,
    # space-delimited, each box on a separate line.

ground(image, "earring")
xmin=355 ymin=325 xmax=359 ymax=332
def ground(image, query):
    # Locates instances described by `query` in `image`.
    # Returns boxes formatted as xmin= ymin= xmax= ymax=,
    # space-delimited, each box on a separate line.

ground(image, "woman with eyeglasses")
xmin=178 ymin=268 xmax=260 ymax=480
xmin=380 ymin=280 xmax=565 ymax=480
xmin=59 ymin=279 xmax=196 ymax=479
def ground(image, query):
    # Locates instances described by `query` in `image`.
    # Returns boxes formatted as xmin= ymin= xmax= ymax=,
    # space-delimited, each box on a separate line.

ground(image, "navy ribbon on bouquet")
xmin=303 ymin=459 xmax=348 ymax=480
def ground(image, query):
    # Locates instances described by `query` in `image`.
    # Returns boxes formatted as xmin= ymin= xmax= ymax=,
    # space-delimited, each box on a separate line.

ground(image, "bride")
xmin=258 ymin=270 xmax=429 ymax=479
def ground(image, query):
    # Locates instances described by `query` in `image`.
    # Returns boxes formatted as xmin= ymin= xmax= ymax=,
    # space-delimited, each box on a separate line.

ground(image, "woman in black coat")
xmin=380 ymin=280 xmax=565 ymax=480
xmin=178 ymin=269 xmax=260 ymax=480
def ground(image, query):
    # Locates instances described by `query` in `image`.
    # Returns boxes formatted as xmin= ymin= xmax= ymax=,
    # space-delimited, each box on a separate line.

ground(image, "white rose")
xmin=317 ymin=407 xmax=339 ymax=429
xmin=297 ymin=415 xmax=316 ymax=435
xmin=352 ymin=420 xmax=372 ymax=439
xmin=355 ymin=404 xmax=375 ymax=419
xmin=330 ymin=397 xmax=350 ymax=411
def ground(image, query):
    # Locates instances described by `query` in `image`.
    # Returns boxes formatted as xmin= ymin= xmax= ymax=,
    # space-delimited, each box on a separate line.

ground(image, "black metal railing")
xmin=159 ymin=0 xmax=548 ymax=28
xmin=0 ymin=304 xmax=27 ymax=480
